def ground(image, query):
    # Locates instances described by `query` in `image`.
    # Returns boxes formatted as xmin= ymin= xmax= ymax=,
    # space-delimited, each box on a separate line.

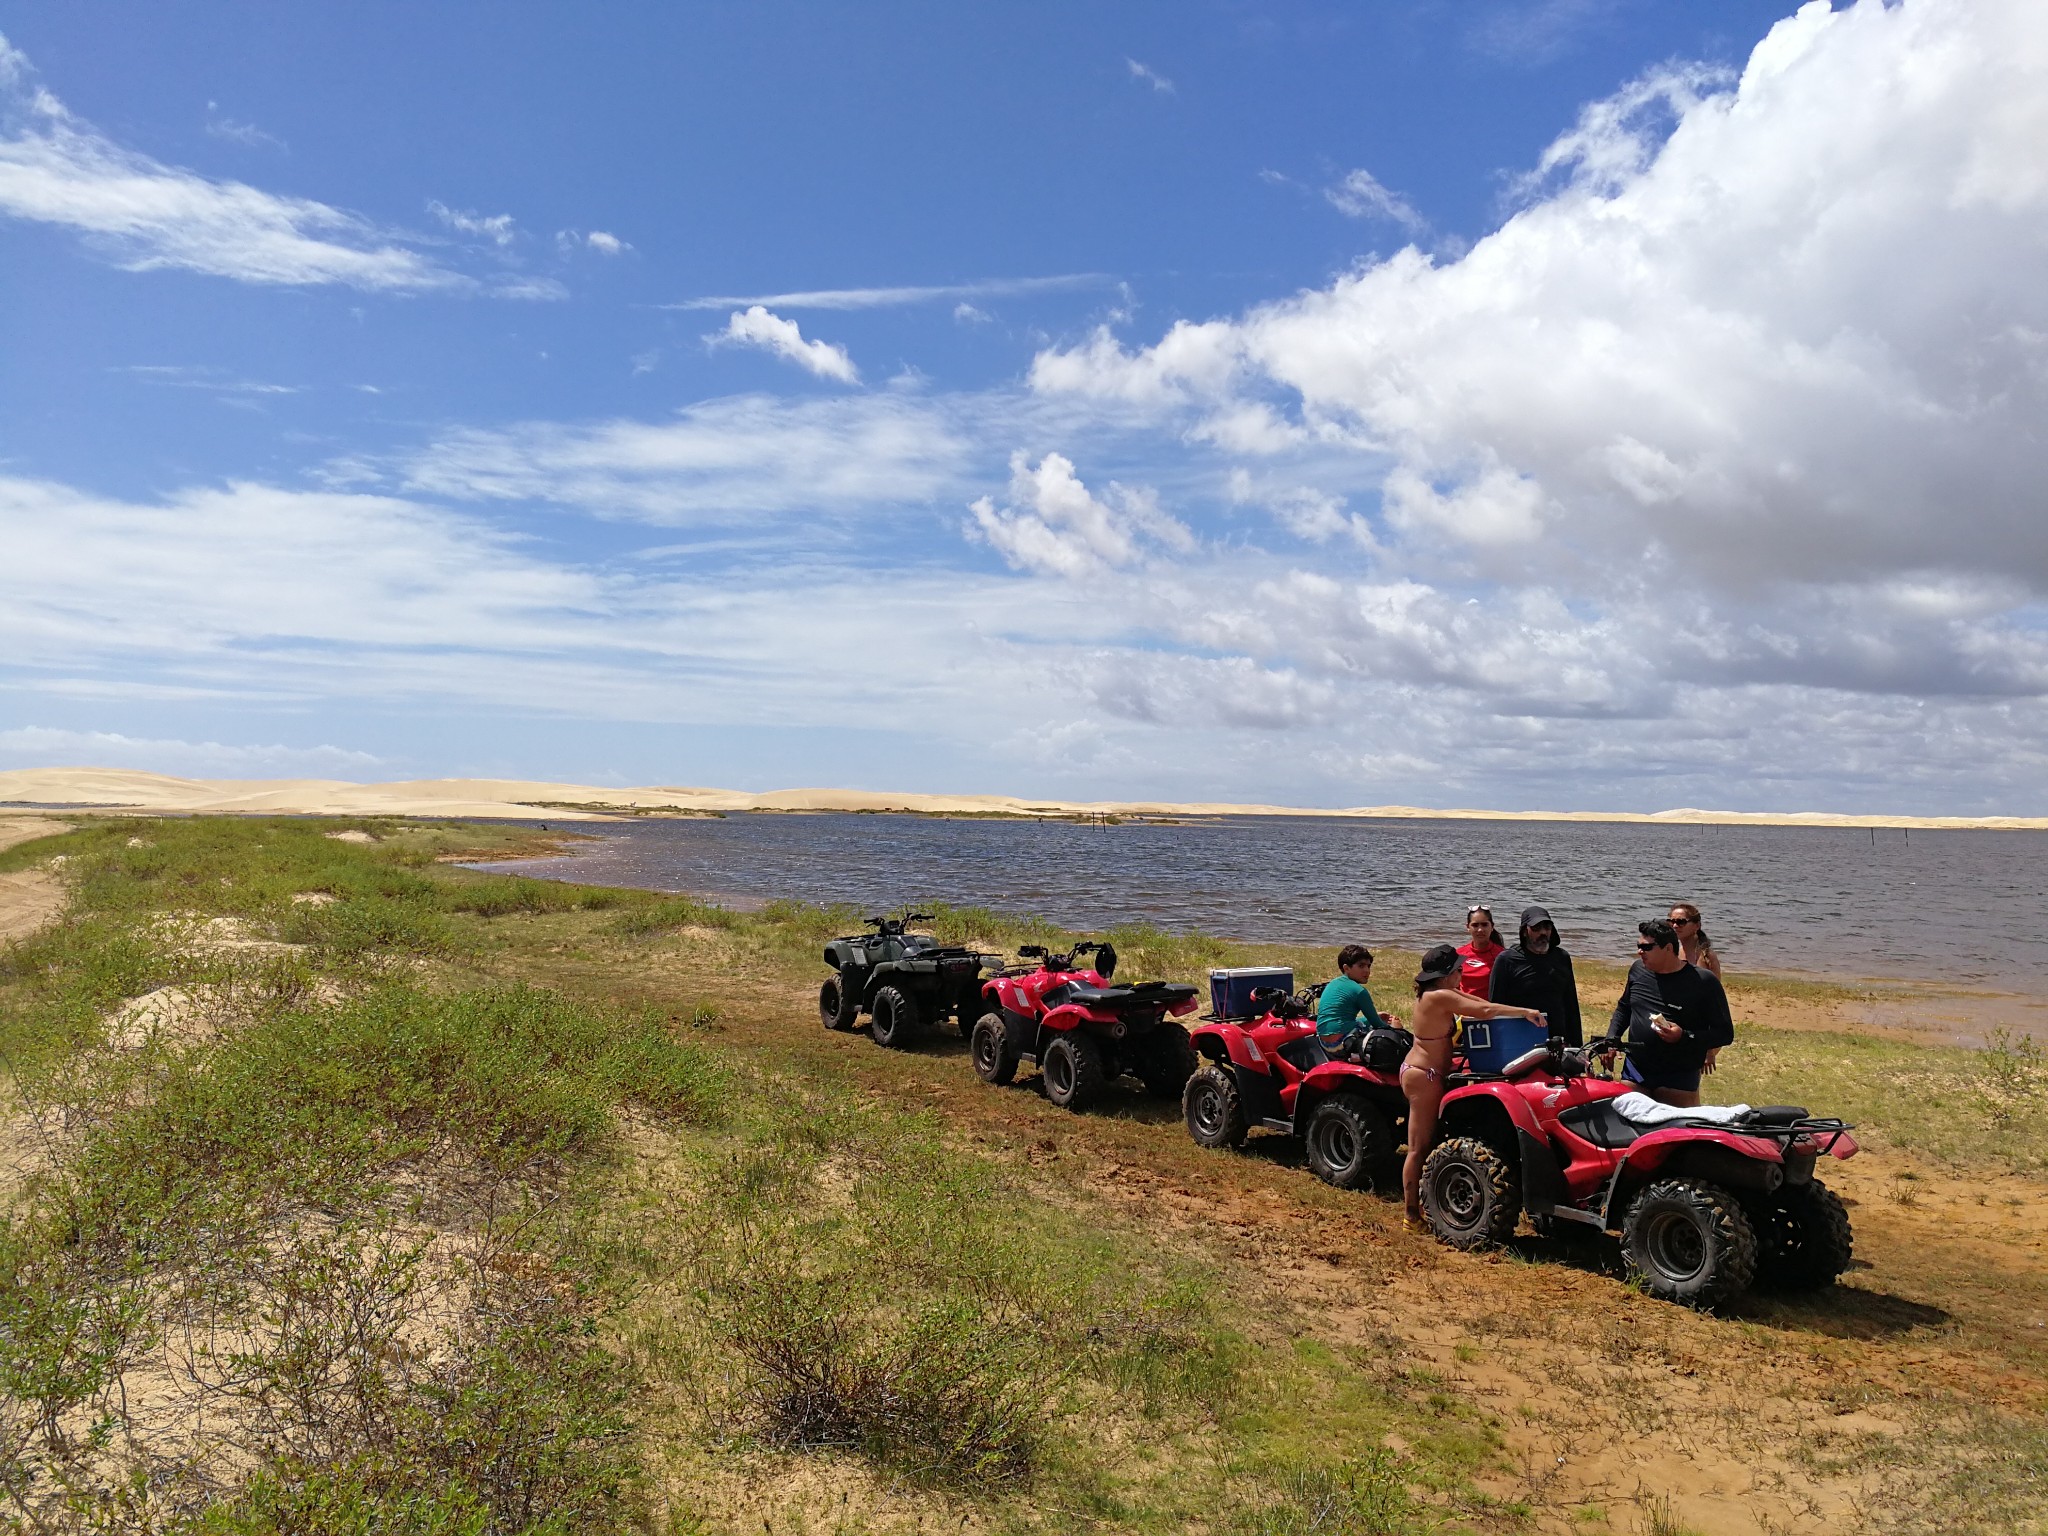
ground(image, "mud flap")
xmin=1231 ymin=1062 xmax=1285 ymax=1124
xmin=1517 ymin=1127 xmax=1566 ymax=1213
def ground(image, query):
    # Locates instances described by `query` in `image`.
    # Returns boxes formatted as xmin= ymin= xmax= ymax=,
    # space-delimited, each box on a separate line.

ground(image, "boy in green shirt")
xmin=1317 ymin=944 xmax=1392 ymax=1049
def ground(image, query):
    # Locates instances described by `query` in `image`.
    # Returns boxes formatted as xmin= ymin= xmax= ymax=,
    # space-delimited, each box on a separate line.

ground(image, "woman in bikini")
xmin=1400 ymin=943 xmax=1547 ymax=1226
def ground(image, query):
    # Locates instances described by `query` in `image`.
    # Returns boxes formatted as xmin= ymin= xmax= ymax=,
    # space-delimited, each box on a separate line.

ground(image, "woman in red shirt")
xmin=1456 ymin=904 xmax=1504 ymax=998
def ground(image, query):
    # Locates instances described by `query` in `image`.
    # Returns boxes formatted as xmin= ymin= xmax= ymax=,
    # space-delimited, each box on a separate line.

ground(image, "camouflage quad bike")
xmin=817 ymin=911 xmax=999 ymax=1048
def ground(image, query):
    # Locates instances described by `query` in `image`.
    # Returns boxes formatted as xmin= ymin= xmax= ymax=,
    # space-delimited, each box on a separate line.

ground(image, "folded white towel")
xmin=1613 ymin=1091 xmax=1753 ymax=1126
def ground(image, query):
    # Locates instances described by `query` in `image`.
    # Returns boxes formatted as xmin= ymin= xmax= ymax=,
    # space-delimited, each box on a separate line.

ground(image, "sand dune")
xmin=2 ymin=766 xmax=2043 ymax=830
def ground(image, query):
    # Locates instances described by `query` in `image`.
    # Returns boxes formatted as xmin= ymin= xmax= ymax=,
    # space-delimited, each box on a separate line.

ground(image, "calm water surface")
xmin=481 ymin=814 xmax=2047 ymax=995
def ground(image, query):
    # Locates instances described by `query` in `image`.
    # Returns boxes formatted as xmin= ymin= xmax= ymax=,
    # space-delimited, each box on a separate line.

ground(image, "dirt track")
xmin=0 ymin=816 xmax=67 ymax=943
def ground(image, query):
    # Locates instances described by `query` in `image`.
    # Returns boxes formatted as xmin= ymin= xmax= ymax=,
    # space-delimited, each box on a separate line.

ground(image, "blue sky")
xmin=3 ymin=0 xmax=2045 ymax=813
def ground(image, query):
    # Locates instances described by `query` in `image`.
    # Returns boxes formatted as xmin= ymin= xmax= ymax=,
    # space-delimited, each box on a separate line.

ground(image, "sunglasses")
xmin=1671 ymin=917 xmax=1696 ymax=927
xmin=1636 ymin=940 xmax=1664 ymax=951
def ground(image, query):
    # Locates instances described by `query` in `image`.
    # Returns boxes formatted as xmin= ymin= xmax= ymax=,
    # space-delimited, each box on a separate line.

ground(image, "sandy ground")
xmin=0 ymin=814 xmax=68 ymax=943
xmin=5 ymin=765 xmax=2043 ymax=829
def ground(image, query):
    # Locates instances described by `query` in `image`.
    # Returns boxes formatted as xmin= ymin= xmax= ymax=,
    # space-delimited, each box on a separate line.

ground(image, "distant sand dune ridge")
xmin=1 ymin=767 xmax=2042 ymax=830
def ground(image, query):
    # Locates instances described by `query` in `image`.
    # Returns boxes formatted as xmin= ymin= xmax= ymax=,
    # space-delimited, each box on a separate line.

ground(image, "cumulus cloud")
xmin=968 ymin=452 xmax=1193 ymax=577
xmin=585 ymin=229 xmax=625 ymax=255
xmin=1037 ymin=0 xmax=2048 ymax=595
xmin=709 ymin=305 xmax=860 ymax=384
xmin=0 ymin=34 xmax=464 ymax=291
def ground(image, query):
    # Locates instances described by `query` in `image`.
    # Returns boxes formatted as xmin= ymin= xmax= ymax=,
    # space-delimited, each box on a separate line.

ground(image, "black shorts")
xmin=1624 ymin=1058 xmax=1702 ymax=1093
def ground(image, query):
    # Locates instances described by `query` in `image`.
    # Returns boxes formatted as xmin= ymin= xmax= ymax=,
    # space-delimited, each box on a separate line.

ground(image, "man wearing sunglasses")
xmin=1605 ymin=918 xmax=1735 ymax=1107
xmin=1488 ymin=905 xmax=1583 ymax=1045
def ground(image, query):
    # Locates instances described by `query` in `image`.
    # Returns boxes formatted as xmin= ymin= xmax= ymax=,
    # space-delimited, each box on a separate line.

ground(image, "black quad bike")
xmin=817 ymin=911 xmax=998 ymax=1048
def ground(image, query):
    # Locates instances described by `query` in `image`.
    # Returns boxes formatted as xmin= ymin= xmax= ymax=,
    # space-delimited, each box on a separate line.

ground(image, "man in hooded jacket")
xmin=1489 ymin=905 xmax=1582 ymax=1045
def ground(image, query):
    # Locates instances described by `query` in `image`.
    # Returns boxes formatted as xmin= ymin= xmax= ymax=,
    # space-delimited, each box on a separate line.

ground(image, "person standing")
xmin=1455 ymin=904 xmax=1505 ymax=999
xmin=1488 ymin=905 xmax=1583 ymax=1046
xmin=1401 ymin=944 xmax=1546 ymax=1227
xmin=1669 ymin=902 xmax=1721 ymax=977
xmin=1607 ymin=918 xmax=1735 ymax=1108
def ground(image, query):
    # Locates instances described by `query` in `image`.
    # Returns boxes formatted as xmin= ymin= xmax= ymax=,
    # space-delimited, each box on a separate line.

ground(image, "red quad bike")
xmin=1419 ymin=1036 xmax=1859 ymax=1309
xmin=971 ymin=941 xmax=1200 ymax=1111
xmin=1184 ymin=986 xmax=1414 ymax=1191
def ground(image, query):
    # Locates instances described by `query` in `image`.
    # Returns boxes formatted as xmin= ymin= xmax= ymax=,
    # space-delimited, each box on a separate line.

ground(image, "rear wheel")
xmin=1183 ymin=1064 xmax=1247 ymax=1149
xmin=971 ymin=1013 xmax=1019 ymax=1085
xmin=1041 ymin=1032 xmax=1105 ymax=1110
xmin=1622 ymin=1179 xmax=1758 ymax=1308
xmin=1305 ymin=1096 xmax=1392 ymax=1191
xmin=1420 ymin=1137 xmax=1521 ymax=1250
xmin=1134 ymin=1023 xmax=1197 ymax=1099
xmin=818 ymin=975 xmax=859 ymax=1031
xmin=1750 ymin=1180 xmax=1853 ymax=1292
xmin=869 ymin=985 xmax=922 ymax=1049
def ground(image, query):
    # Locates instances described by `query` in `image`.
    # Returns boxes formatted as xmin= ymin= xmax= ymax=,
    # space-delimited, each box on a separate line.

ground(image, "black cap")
xmin=1416 ymin=942 xmax=1460 ymax=987
xmin=1520 ymin=905 xmax=1554 ymax=933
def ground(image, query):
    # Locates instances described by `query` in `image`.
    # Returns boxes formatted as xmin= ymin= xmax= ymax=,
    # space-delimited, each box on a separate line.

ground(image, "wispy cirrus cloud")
xmin=0 ymin=34 xmax=464 ymax=291
xmin=1323 ymin=168 xmax=1427 ymax=232
xmin=1126 ymin=58 xmax=1175 ymax=94
xmin=666 ymin=273 xmax=1112 ymax=311
xmin=426 ymin=199 xmax=518 ymax=247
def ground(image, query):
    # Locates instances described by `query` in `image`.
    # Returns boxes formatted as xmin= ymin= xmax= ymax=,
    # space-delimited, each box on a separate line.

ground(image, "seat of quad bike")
xmin=1742 ymin=1105 xmax=1810 ymax=1126
xmin=1045 ymin=980 xmax=1134 ymax=1006
xmin=1556 ymin=1099 xmax=1642 ymax=1150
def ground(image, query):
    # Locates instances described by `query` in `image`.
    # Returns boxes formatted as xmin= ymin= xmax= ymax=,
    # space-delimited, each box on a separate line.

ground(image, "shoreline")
xmin=3 ymin=766 xmax=2045 ymax=831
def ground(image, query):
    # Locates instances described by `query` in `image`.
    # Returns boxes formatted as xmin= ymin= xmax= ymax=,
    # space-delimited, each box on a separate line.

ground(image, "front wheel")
xmin=1622 ymin=1179 xmax=1758 ymax=1308
xmin=1750 ymin=1180 xmax=1853 ymax=1292
xmin=869 ymin=985 xmax=922 ymax=1049
xmin=1183 ymin=1063 xmax=1247 ymax=1149
xmin=1420 ymin=1137 xmax=1521 ymax=1250
xmin=1041 ymin=1032 xmax=1105 ymax=1110
xmin=1134 ymin=1023 xmax=1197 ymax=1099
xmin=1305 ymin=1096 xmax=1392 ymax=1191
xmin=971 ymin=1013 xmax=1019 ymax=1085
xmin=818 ymin=975 xmax=859 ymax=1031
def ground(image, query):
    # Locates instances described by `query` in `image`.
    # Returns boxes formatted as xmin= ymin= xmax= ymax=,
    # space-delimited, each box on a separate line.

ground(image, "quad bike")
xmin=1184 ymin=985 xmax=1414 ymax=1191
xmin=1419 ymin=1035 xmax=1858 ymax=1308
xmin=817 ymin=911 xmax=998 ymax=1048
xmin=971 ymin=941 xmax=1200 ymax=1110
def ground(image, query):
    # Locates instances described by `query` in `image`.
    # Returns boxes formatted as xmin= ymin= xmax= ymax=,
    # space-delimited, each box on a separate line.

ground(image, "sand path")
xmin=0 ymin=815 xmax=70 ymax=943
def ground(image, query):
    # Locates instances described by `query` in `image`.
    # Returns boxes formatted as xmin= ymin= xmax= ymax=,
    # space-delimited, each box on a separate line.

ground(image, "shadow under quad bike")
xmin=1185 ymin=984 xmax=1413 ymax=1190
xmin=970 ymin=941 xmax=1200 ymax=1111
xmin=817 ymin=911 xmax=998 ymax=1049
xmin=1420 ymin=1035 xmax=1859 ymax=1309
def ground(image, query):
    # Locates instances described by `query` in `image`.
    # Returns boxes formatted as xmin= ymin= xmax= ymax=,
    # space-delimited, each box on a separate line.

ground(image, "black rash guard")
xmin=1606 ymin=961 xmax=1734 ymax=1079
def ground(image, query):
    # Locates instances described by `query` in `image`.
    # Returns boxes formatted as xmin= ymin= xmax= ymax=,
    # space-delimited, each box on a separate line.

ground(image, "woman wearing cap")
xmin=1455 ymin=905 xmax=1505 ymax=999
xmin=1669 ymin=902 xmax=1721 ymax=978
xmin=1400 ymin=943 xmax=1546 ymax=1229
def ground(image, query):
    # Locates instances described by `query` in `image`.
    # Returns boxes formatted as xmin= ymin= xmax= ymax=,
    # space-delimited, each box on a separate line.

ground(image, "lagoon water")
xmin=483 ymin=813 xmax=2046 ymax=995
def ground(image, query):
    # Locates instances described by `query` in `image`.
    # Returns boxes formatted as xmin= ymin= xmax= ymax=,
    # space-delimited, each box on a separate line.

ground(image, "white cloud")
xmin=0 ymin=35 xmax=464 ymax=291
xmin=668 ymin=274 xmax=1110 ymax=310
xmin=585 ymin=229 xmax=626 ymax=255
xmin=0 ymin=726 xmax=380 ymax=777
xmin=1034 ymin=0 xmax=2048 ymax=597
xmin=1126 ymin=58 xmax=1175 ymax=94
xmin=953 ymin=302 xmax=990 ymax=324
xmin=1324 ymin=168 xmax=1427 ymax=232
xmin=427 ymin=199 xmax=517 ymax=246
xmin=203 ymin=103 xmax=286 ymax=153
xmin=968 ymin=452 xmax=1193 ymax=578
xmin=709 ymin=306 xmax=860 ymax=384
xmin=1228 ymin=469 xmax=1377 ymax=549
xmin=397 ymin=392 xmax=967 ymax=523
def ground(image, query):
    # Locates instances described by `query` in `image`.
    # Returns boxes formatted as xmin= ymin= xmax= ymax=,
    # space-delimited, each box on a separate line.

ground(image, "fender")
xmin=1192 ymin=1022 xmax=1269 ymax=1072
xmin=1602 ymin=1128 xmax=1787 ymax=1220
xmin=1040 ymin=1002 xmax=1106 ymax=1035
xmin=1439 ymin=1081 xmax=1549 ymax=1142
xmin=1167 ymin=995 xmax=1199 ymax=1018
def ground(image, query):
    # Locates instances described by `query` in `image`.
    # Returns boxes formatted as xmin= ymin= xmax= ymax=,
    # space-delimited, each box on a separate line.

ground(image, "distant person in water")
xmin=1455 ymin=904 xmax=1505 ymax=999
xmin=1489 ymin=906 xmax=1583 ymax=1045
xmin=1669 ymin=902 xmax=1721 ymax=977
xmin=1607 ymin=918 xmax=1735 ymax=1107
xmin=1317 ymin=943 xmax=1395 ymax=1052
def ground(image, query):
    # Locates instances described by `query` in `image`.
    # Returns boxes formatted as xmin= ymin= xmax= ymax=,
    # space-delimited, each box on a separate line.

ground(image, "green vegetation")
xmin=3 ymin=814 xmax=2044 ymax=1534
